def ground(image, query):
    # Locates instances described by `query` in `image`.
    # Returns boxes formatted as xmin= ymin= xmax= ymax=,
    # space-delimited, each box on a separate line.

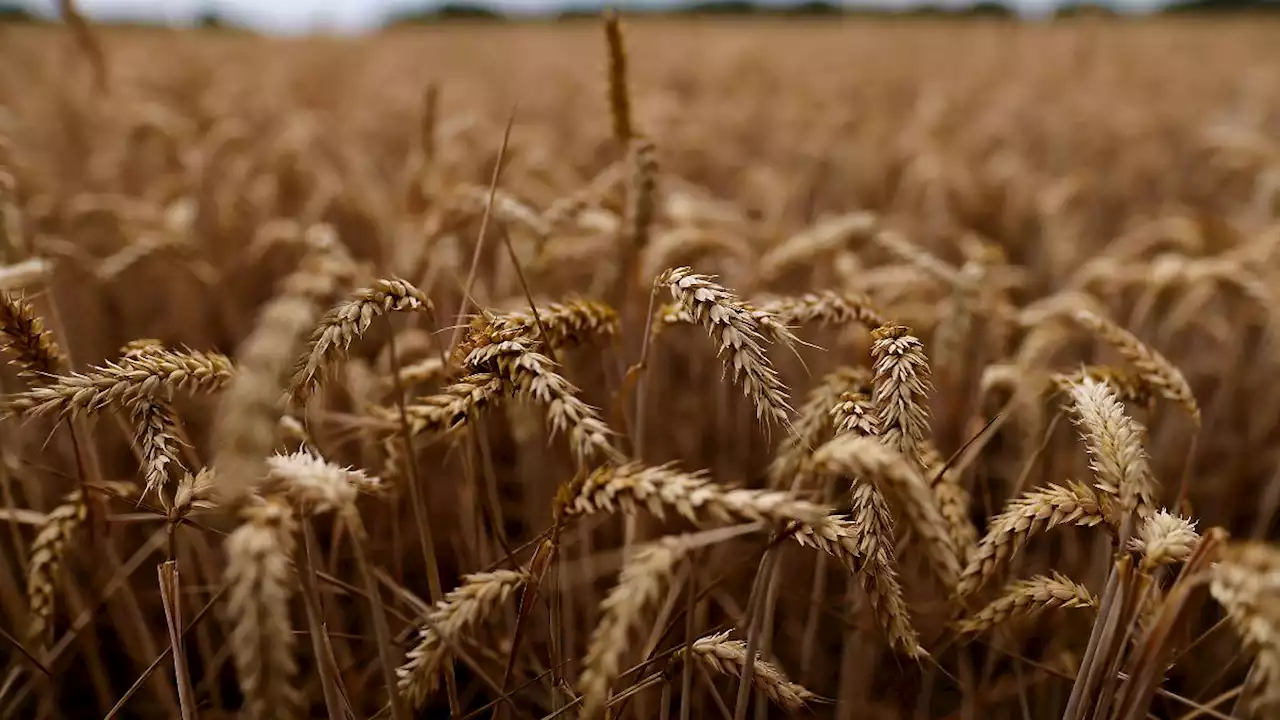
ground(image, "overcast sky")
xmin=12 ymin=0 xmax=1169 ymax=33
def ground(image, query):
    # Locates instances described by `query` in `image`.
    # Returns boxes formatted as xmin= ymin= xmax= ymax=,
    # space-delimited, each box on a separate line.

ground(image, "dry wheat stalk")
xmin=792 ymin=482 xmax=924 ymax=658
xmin=262 ymin=451 xmax=381 ymax=514
xmin=486 ymin=298 xmax=620 ymax=349
xmin=397 ymin=568 xmax=527 ymax=710
xmin=758 ymin=291 xmax=888 ymax=331
xmin=958 ymin=481 xmax=1112 ymax=599
xmin=224 ymin=500 xmax=301 ymax=720
xmin=465 ymin=332 xmax=621 ymax=464
xmin=870 ymin=323 xmax=933 ymax=469
xmin=291 ymin=277 xmax=432 ymax=403
xmin=682 ymin=630 xmax=820 ymax=711
xmin=1065 ymin=376 xmax=1157 ymax=517
xmin=767 ymin=366 xmax=871 ymax=489
xmin=130 ymin=400 xmax=185 ymax=509
xmin=957 ymin=572 xmax=1098 ymax=635
xmin=212 ymin=251 xmax=355 ymax=504
xmin=1072 ymin=309 xmax=1200 ymax=424
xmin=811 ymin=434 xmax=960 ymax=589
xmin=656 ymin=266 xmax=796 ymax=428
xmin=1128 ymin=510 xmax=1200 ymax=569
xmin=0 ymin=293 xmax=64 ymax=377
xmin=579 ymin=536 xmax=688 ymax=719
xmin=1209 ymin=542 xmax=1280 ymax=718
xmin=5 ymin=347 xmax=233 ymax=418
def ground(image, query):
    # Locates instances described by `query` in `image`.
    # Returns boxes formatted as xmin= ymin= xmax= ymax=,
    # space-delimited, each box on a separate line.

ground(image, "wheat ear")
xmin=579 ymin=536 xmax=688 ymax=720
xmin=291 ymin=277 xmax=432 ymax=403
xmin=261 ymin=451 xmax=381 ymax=514
xmin=768 ymin=366 xmax=871 ymax=489
xmin=757 ymin=291 xmax=888 ymax=331
xmin=1209 ymin=542 xmax=1280 ymax=718
xmin=224 ymin=500 xmax=301 ymax=720
xmin=793 ymin=482 xmax=925 ymax=658
xmin=1072 ymin=309 xmax=1199 ymax=424
xmin=486 ymin=298 xmax=620 ymax=349
xmin=625 ymin=136 xmax=658 ymax=254
xmin=465 ymin=331 xmax=621 ymax=464
xmin=831 ymin=390 xmax=880 ymax=438
xmin=397 ymin=569 xmax=528 ymax=710
xmin=603 ymin=9 xmax=632 ymax=144
xmin=566 ymin=462 xmax=830 ymax=526
xmin=921 ymin=442 xmax=978 ymax=562
xmin=811 ymin=434 xmax=960 ymax=589
xmin=870 ymin=323 xmax=933 ymax=469
xmin=681 ymin=630 xmax=820 ymax=712
xmin=26 ymin=482 xmax=136 ymax=644
xmin=958 ymin=481 xmax=1111 ymax=599
xmin=212 ymin=251 xmax=355 ymax=504
xmin=1127 ymin=510 xmax=1200 ymax=570
xmin=5 ymin=347 xmax=233 ymax=418
xmin=957 ymin=572 xmax=1098 ymax=635
xmin=656 ymin=266 xmax=796 ymax=429
xmin=0 ymin=292 xmax=64 ymax=376
xmin=1065 ymin=376 xmax=1157 ymax=518
xmin=131 ymin=400 xmax=186 ymax=509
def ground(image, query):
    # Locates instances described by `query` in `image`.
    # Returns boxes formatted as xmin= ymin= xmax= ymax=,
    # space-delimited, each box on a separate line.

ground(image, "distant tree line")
xmin=1 ymin=0 xmax=1277 ymax=28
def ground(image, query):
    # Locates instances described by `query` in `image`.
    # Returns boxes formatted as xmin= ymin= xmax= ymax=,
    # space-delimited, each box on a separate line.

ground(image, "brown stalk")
xmin=298 ymin=520 xmax=346 ymax=720
xmin=344 ymin=510 xmax=407 ymax=720
xmin=157 ymin=561 xmax=196 ymax=720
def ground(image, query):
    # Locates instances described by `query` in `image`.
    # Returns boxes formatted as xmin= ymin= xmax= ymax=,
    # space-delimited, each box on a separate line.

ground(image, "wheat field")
xmin=0 ymin=14 xmax=1279 ymax=720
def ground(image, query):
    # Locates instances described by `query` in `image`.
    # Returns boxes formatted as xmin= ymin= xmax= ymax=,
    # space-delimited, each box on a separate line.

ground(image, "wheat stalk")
xmin=757 ymin=291 xmax=888 ymax=331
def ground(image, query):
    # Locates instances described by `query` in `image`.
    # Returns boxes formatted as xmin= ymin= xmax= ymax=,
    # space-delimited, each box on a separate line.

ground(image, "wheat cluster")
xmin=1 ymin=13 xmax=1279 ymax=720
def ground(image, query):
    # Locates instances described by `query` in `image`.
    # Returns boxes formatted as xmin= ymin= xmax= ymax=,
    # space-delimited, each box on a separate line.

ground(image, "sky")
xmin=11 ymin=0 xmax=1170 ymax=33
